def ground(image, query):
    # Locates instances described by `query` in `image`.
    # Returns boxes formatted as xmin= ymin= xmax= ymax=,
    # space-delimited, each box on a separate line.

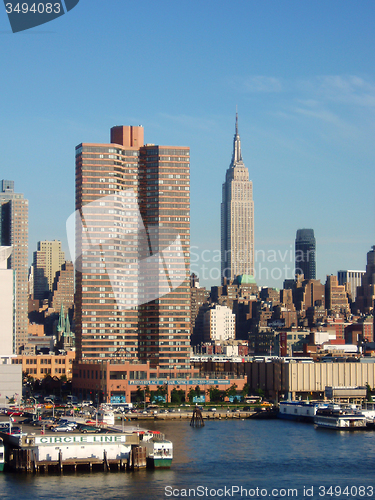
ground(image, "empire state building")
xmin=221 ymin=114 xmax=254 ymax=283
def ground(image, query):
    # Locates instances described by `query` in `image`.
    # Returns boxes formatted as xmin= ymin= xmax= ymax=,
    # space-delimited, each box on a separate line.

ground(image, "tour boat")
xmin=314 ymin=405 xmax=367 ymax=430
xmin=278 ymin=401 xmax=323 ymax=422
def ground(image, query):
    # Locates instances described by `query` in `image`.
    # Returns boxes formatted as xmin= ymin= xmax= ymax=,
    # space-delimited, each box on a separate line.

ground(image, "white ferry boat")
xmin=144 ymin=437 xmax=173 ymax=468
xmin=314 ymin=405 xmax=367 ymax=430
xmin=360 ymin=403 xmax=375 ymax=428
xmin=133 ymin=430 xmax=173 ymax=469
xmin=278 ymin=401 xmax=323 ymax=422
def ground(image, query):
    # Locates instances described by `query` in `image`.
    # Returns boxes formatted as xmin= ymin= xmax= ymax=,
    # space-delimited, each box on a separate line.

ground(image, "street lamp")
xmin=9 ymin=412 xmax=16 ymax=434
xmin=30 ymin=396 xmax=37 ymax=417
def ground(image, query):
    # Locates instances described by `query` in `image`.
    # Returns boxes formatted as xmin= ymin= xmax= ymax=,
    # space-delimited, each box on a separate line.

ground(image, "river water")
xmin=0 ymin=418 xmax=374 ymax=499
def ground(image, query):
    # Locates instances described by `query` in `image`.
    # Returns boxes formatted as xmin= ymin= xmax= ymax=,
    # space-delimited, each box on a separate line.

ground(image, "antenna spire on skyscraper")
xmin=232 ymin=107 xmax=242 ymax=164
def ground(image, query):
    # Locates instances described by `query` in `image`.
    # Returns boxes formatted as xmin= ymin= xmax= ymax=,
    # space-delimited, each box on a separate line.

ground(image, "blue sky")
xmin=1 ymin=1 xmax=374 ymax=289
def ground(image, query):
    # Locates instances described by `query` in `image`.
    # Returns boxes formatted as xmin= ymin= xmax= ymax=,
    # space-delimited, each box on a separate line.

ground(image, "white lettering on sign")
xmin=34 ymin=434 xmax=127 ymax=445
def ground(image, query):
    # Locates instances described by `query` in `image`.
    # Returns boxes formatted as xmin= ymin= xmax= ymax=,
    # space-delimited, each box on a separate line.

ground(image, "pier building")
xmin=72 ymin=359 xmax=248 ymax=404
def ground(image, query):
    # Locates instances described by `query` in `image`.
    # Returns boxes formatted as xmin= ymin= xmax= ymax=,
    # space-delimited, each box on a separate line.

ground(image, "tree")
xmin=209 ymin=386 xmax=222 ymax=403
xmin=187 ymin=388 xmax=196 ymax=403
xmin=135 ymin=387 xmax=144 ymax=403
xmin=171 ymin=388 xmax=185 ymax=404
xmin=241 ymin=383 xmax=249 ymax=398
xmin=227 ymin=383 xmax=238 ymax=399
xmin=256 ymin=387 xmax=265 ymax=399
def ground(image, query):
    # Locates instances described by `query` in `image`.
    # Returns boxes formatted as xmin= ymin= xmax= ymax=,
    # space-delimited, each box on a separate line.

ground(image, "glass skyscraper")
xmin=295 ymin=228 xmax=316 ymax=280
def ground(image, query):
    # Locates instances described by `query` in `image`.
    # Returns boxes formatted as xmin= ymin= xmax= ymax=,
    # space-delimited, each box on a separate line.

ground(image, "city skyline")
xmin=1 ymin=1 xmax=374 ymax=289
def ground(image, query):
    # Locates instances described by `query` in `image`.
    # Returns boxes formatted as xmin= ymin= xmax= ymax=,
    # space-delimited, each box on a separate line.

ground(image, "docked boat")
xmin=140 ymin=431 xmax=173 ymax=468
xmin=0 ymin=437 xmax=4 ymax=471
xmin=360 ymin=403 xmax=375 ymax=428
xmin=314 ymin=405 xmax=367 ymax=430
xmin=278 ymin=401 xmax=323 ymax=422
xmin=144 ymin=438 xmax=173 ymax=468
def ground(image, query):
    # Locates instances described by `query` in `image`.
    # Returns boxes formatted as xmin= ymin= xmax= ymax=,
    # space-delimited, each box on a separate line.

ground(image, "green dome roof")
xmin=237 ymin=274 xmax=257 ymax=284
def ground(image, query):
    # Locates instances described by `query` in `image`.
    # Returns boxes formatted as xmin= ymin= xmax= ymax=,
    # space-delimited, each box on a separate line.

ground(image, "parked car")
xmin=19 ymin=417 xmax=37 ymax=425
xmin=33 ymin=418 xmax=55 ymax=427
xmin=3 ymin=426 xmax=21 ymax=434
xmin=57 ymin=420 xmax=77 ymax=429
xmin=79 ymin=425 xmax=101 ymax=434
xmin=52 ymin=425 xmax=73 ymax=432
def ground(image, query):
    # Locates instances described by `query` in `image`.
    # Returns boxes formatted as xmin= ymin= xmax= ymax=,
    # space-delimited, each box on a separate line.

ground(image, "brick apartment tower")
xmin=221 ymin=113 xmax=254 ymax=283
xmin=138 ymin=143 xmax=191 ymax=370
xmin=356 ymin=246 xmax=375 ymax=314
xmin=33 ymin=240 xmax=65 ymax=300
xmin=0 ymin=180 xmax=29 ymax=353
xmin=75 ymin=127 xmax=191 ymax=371
xmin=51 ymin=261 xmax=75 ymax=314
xmin=75 ymin=127 xmax=142 ymax=361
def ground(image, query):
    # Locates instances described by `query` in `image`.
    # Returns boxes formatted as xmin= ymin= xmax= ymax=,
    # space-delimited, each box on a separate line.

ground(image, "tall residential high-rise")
xmin=221 ymin=114 xmax=254 ymax=283
xmin=51 ymin=261 xmax=75 ymax=314
xmin=0 ymin=247 xmax=14 ymax=355
xmin=33 ymin=240 xmax=65 ymax=300
xmin=203 ymin=304 xmax=235 ymax=342
xmin=74 ymin=126 xmax=142 ymax=362
xmin=138 ymin=143 xmax=191 ymax=370
xmin=325 ymin=275 xmax=350 ymax=314
xmin=356 ymin=246 xmax=375 ymax=314
xmin=295 ymin=228 xmax=316 ymax=280
xmin=0 ymin=180 xmax=28 ymax=353
xmin=74 ymin=126 xmax=191 ymax=370
xmin=337 ymin=270 xmax=365 ymax=302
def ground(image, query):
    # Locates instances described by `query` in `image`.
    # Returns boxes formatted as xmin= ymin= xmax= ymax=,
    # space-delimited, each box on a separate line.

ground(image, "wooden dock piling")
xmin=190 ymin=407 xmax=204 ymax=427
